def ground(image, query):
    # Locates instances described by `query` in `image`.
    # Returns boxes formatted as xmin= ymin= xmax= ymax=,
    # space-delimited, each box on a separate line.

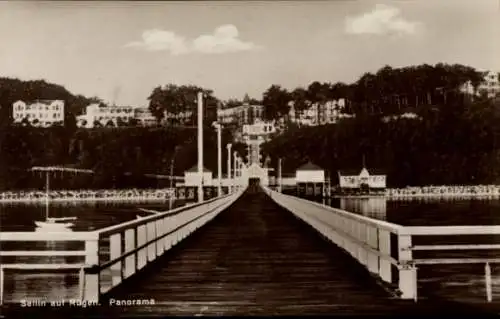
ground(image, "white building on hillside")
xmin=479 ymin=71 xmax=500 ymax=98
xmin=460 ymin=70 xmax=500 ymax=98
xmin=242 ymin=119 xmax=276 ymax=138
xmin=217 ymin=103 xmax=264 ymax=126
xmin=134 ymin=107 xmax=157 ymax=126
xmin=163 ymin=110 xmax=194 ymax=125
xmin=241 ymin=119 xmax=277 ymax=164
xmin=288 ymin=99 xmax=350 ymax=127
xmin=12 ymin=100 xmax=64 ymax=127
xmin=76 ymin=104 xmax=156 ymax=128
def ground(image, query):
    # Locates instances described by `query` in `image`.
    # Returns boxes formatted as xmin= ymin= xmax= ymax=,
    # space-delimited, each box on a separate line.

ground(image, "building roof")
xmin=338 ymin=168 xmax=386 ymax=176
xmin=296 ymin=162 xmax=324 ymax=171
xmin=14 ymin=99 xmax=64 ymax=105
xmin=185 ymin=165 xmax=212 ymax=173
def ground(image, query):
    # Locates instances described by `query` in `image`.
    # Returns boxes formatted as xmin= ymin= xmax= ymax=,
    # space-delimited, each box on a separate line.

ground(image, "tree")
xmin=128 ymin=118 xmax=140 ymax=127
xmin=262 ymin=85 xmax=291 ymax=121
xmin=147 ymin=84 xmax=220 ymax=125
xmin=20 ymin=117 xmax=31 ymax=127
xmin=291 ymin=87 xmax=310 ymax=111
xmin=116 ymin=117 xmax=127 ymax=127
xmin=306 ymin=81 xmax=331 ymax=124
xmin=224 ymin=99 xmax=241 ymax=109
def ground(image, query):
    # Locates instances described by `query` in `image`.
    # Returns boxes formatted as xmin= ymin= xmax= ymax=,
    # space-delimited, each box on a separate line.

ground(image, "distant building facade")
xmin=287 ymin=99 xmax=352 ymax=127
xmin=134 ymin=107 xmax=157 ymax=126
xmin=163 ymin=110 xmax=194 ymax=126
xmin=460 ymin=70 xmax=500 ymax=98
xmin=183 ymin=166 xmax=213 ymax=187
xmin=295 ymin=162 xmax=326 ymax=198
xmin=479 ymin=71 xmax=500 ymax=98
xmin=240 ymin=119 xmax=277 ymax=164
xmin=217 ymin=103 xmax=264 ymax=126
xmin=296 ymin=162 xmax=325 ymax=183
xmin=338 ymin=167 xmax=386 ymax=193
xmin=12 ymin=100 xmax=64 ymax=127
xmin=76 ymin=104 xmax=157 ymax=128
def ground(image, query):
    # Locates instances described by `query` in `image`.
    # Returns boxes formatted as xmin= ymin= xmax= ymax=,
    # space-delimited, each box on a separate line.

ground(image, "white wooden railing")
xmin=265 ymin=187 xmax=500 ymax=302
xmin=0 ymin=189 xmax=245 ymax=304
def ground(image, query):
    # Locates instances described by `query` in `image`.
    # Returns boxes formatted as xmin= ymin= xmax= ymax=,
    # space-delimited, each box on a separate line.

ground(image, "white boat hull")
xmin=34 ymin=221 xmax=74 ymax=230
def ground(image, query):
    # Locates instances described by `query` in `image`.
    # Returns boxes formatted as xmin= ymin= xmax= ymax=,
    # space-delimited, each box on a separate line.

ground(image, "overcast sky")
xmin=0 ymin=0 xmax=499 ymax=106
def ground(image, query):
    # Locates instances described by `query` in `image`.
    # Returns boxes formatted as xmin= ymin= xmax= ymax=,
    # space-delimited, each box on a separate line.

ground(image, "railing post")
xmin=137 ymin=225 xmax=147 ymax=270
xmin=84 ymin=239 xmax=100 ymax=302
xmin=397 ymin=234 xmax=417 ymax=300
xmin=485 ymin=262 xmax=493 ymax=302
xmin=147 ymin=222 xmax=156 ymax=261
xmin=358 ymin=223 xmax=367 ymax=265
xmin=78 ymin=267 xmax=84 ymax=301
xmin=163 ymin=217 xmax=172 ymax=252
xmin=124 ymin=229 xmax=135 ymax=278
xmin=156 ymin=219 xmax=164 ymax=257
xmin=378 ymin=229 xmax=392 ymax=283
xmin=367 ymin=225 xmax=379 ymax=274
xmin=110 ymin=233 xmax=122 ymax=287
xmin=0 ymin=267 xmax=4 ymax=305
xmin=349 ymin=219 xmax=356 ymax=257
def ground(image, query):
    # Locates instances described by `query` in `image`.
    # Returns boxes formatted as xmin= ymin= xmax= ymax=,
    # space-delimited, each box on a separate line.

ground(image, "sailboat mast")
xmin=45 ymin=171 xmax=50 ymax=219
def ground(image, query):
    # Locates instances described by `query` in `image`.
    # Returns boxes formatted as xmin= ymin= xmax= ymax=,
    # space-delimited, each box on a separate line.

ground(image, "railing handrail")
xmin=97 ymin=193 xmax=233 ymax=237
xmin=86 ymin=195 xmax=234 ymax=274
xmin=266 ymin=187 xmax=404 ymax=234
xmin=0 ymin=264 xmax=84 ymax=270
xmin=413 ymin=258 xmax=500 ymax=265
xmin=0 ymin=231 xmax=98 ymax=241
xmin=304 ymin=210 xmax=400 ymax=266
xmin=400 ymin=225 xmax=500 ymax=236
xmin=270 ymin=188 xmax=500 ymax=237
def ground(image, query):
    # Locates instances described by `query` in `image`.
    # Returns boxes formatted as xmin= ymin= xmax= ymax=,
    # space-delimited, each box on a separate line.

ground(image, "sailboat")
xmin=32 ymin=166 xmax=92 ymax=231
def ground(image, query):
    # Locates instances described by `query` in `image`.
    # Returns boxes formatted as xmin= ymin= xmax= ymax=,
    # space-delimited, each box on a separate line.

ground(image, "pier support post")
xmin=397 ymin=234 xmax=417 ymax=300
xmin=378 ymin=229 xmax=392 ymax=283
xmin=84 ymin=239 xmax=100 ymax=302
xmin=110 ymin=233 xmax=122 ymax=287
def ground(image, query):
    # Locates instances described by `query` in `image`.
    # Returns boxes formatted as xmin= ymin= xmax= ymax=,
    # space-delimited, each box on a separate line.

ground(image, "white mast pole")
xmin=197 ymin=92 xmax=204 ymax=203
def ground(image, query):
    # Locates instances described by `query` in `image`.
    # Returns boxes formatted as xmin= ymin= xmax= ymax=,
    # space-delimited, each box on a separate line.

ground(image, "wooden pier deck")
xmin=1 ymin=186 xmax=497 ymax=317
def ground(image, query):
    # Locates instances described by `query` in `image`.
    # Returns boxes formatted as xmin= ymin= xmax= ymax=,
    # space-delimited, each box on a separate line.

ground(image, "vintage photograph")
xmin=0 ymin=0 xmax=500 ymax=317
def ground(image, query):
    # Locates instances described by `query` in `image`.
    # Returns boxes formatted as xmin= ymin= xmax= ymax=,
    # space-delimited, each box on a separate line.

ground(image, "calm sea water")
xmin=1 ymin=197 xmax=499 ymax=306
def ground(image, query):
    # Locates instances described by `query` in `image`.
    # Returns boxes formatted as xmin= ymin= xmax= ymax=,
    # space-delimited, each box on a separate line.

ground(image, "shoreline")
xmin=0 ymin=197 xmax=177 ymax=204
xmin=3 ymin=188 xmax=500 ymax=204
xmin=0 ymin=188 xmax=178 ymax=204
xmin=330 ymin=194 xmax=500 ymax=199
